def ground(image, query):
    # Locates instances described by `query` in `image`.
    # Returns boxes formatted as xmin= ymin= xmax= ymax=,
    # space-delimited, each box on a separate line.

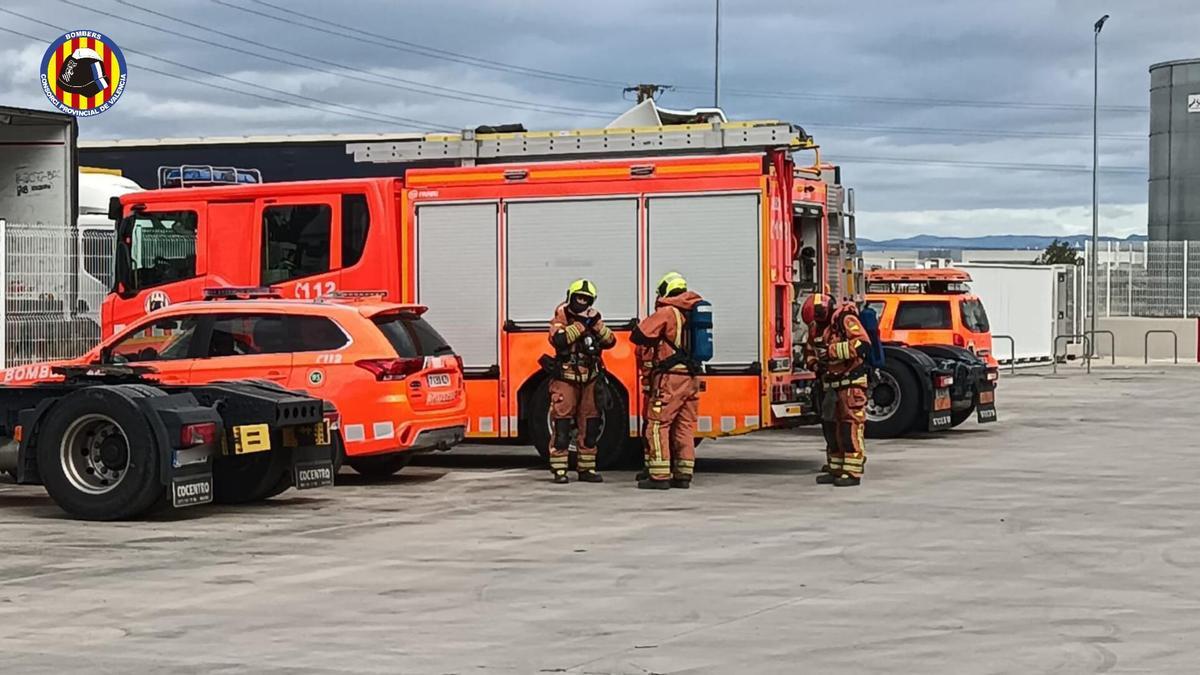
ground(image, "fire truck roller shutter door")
xmin=647 ymin=194 xmax=761 ymax=365
xmin=505 ymin=199 xmax=638 ymax=323
xmin=416 ymin=203 xmax=499 ymax=368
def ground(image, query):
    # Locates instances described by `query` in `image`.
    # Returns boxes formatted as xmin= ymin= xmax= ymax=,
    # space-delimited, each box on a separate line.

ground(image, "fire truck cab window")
xmin=342 ymin=194 xmax=370 ymax=268
xmin=261 ymin=204 xmax=332 ymax=283
xmin=130 ymin=211 xmax=198 ymax=290
xmin=894 ymin=300 xmax=952 ymax=330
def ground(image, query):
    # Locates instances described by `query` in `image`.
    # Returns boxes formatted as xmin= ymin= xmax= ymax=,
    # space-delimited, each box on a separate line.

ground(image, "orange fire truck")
xmin=101 ymin=120 xmax=920 ymax=467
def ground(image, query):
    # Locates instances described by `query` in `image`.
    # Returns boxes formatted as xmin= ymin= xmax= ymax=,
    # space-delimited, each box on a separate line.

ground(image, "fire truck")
xmin=102 ymin=119 xmax=952 ymax=467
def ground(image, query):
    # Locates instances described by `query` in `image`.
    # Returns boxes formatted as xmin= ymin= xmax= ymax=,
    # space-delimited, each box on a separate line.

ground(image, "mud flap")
xmin=975 ymin=384 xmax=998 ymax=424
xmin=171 ymin=469 xmax=214 ymax=508
xmin=927 ymin=386 xmax=953 ymax=431
xmin=291 ymin=439 xmax=336 ymax=491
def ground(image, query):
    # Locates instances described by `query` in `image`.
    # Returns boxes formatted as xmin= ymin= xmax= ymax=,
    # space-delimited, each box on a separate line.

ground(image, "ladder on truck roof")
xmin=345 ymin=120 xmax=814 ymax=166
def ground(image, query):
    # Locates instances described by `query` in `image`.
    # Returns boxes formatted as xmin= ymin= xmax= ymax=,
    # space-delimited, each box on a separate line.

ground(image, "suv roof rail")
xmin=158 ymin=164 xmax=263 ymax=189
xmin=203 ymin=286 xmax=281 ymax=300
xmin=315 ymin=290 xmax=389 ymax=303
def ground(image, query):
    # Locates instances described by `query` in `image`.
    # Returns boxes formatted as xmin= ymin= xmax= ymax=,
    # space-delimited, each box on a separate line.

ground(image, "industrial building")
xmin=1149 ymin=57 xmax=1200 ymax=241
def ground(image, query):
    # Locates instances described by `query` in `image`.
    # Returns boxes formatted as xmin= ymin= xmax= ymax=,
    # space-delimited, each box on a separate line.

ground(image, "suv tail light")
xmin=323 ymin=409 xmax=341 ymax=430
xmin=934 ymin=374 xmax=954 ymax=388
xmin=356 ymin=357 xmax=424 ymax=381
xmin=181 ymin=421 xmax=218 ymax=448
xmin=453 ymin=354 xmax=464 ymax=372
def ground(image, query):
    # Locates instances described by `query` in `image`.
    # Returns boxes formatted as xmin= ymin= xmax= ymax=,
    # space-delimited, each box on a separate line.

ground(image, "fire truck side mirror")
xmin=108 ymin=196 xmax=123 ymax=222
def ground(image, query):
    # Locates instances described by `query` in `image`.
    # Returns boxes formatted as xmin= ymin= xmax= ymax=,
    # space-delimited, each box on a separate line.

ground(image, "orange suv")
xmin=7 ymin=289 xmax=467 ymax=477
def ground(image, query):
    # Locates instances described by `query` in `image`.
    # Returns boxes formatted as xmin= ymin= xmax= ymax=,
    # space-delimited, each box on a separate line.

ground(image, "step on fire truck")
xmin=102 ymin=118 xmax=961 ymax=468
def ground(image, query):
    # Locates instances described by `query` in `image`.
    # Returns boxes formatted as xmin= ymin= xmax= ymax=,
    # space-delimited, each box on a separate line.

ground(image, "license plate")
xmin=295 ymin=461 xmax=335 ymax=490
xmin=232 ymin=423 xmax=271 ymax=455
xmin=979 ymin=390 xmax=995 ymax=405
xmin=172 ymin=474 xmax=213 ymax=508
xmin=427 ymin=373 xmax=451 ymax=388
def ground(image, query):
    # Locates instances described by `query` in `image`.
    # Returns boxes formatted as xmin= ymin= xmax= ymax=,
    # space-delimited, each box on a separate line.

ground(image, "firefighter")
xmin=801 ymin=293 xmax=869 ymax=487
xmin=546 ymin=279 xmax=616 ymax=484
xmin=631 ymin=272 xmax=704 ymax=490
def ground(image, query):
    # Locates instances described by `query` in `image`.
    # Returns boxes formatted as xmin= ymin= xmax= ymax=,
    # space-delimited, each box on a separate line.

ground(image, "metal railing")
xmin=1085 ymin=330 xmax=1116 ymax=365
xmin=992 ymin=334 xmax=1016 ymax=375
xmin=1143 ymin=329 xmax=1179 ymax=365
xmin=1052 ymin=334 xmax=1093 ymax=375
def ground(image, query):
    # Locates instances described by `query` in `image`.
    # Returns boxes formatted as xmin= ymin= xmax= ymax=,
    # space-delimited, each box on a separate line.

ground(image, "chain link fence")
xmin=0 ymin=220 xmax=102 ymax=368
xmin=1086 ymin=240 xmax=1200 ymax=318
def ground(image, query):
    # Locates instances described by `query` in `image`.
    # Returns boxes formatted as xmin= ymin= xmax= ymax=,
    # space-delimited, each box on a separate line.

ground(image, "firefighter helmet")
xmin=656 ymin=272 xmax=687 ymax=298
xmin=59 ymin=47 xmax=109 ymax=97
xmin=566 ymin=278 xmax=597 ymax=301
xmin=800 ymin=293 xmax=834 ymax=326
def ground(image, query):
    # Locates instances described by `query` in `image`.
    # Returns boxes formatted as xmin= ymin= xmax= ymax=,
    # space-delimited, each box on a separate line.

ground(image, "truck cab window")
xmin=130 ymin=211 xmax=198 ymax=290
xmin=342 ymin=194 xmax=370 ymax=268
xmin=261 ymin=204 xmax=331 ymax=283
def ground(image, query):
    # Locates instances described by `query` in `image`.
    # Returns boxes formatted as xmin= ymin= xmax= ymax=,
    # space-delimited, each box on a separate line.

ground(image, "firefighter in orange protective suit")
xmin=545 ymin=279 xmax=616 ymax=484
xmin=801 ymin=293 xmax=869 ymax=487
xmin=631 ymin=272 xmax=704 ymax=490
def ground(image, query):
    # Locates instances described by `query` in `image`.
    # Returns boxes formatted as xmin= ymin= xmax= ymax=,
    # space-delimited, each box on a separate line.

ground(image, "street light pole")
xmin=714 ymin=0 xmax=721 ymax=108
xmin=1091 ymin=14 xmax=1109 ymax=363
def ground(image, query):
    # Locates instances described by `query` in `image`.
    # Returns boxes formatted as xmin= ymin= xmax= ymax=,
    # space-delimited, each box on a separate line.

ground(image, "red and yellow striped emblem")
xmin=41 ymin=30 xmax=127 ymax=117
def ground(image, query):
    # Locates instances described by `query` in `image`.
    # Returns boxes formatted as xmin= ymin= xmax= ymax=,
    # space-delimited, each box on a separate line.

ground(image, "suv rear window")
xmin=960 ymin=298 xmax=991 ymax=333
xmin=894 ymin=301 xmax=952 ymax=330
xmin=373 ymin=313 xmax=454 ymax=358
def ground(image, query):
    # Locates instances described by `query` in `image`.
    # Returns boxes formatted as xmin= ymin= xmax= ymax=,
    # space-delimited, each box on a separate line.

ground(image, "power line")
xmin=218 ymin=0 xmax=626 ymax=90
xmin=825 ymin=154 xmax=1146 ymax=175
xmin=67 ymin=0 xmax=619 ymax=120
xmin=0 ymin=21 xmax=453 ymax=131
xmin=678 ymin=85 xmax=1149 ymax=114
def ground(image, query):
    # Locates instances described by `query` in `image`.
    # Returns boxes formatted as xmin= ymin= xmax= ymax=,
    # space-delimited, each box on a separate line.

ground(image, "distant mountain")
xmin=856 ymin=233 xmax=1148 ymax=251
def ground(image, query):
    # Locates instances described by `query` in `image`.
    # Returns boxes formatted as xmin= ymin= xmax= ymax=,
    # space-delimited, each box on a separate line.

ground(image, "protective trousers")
xmin=643 ymin=373 xmax=699 ymax=481
xmin=549 ymin=378 xmax=600 ymax=474
xmin=822 ymin=384 xmax=867 ymax=477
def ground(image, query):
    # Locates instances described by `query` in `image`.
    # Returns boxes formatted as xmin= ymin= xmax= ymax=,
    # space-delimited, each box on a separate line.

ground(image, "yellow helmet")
xmin=656 ymin=271 xmax=687 ymax=298
xmin=566 ymin=278 xmax=597 ymax=301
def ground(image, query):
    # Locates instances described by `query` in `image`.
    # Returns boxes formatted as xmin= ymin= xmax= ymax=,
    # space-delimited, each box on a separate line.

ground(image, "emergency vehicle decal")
xmin=372 ymin=421 xmax=395 ymax=440
xmin=307 ymin=369 xmax=325 ymax=386
xmin=145 ymin=290 xmax=170 ymax=313
xmin=2 ymin=363 xmax=54 ymax=383
xmin=40 ymin=30 xmax=127 ymax=117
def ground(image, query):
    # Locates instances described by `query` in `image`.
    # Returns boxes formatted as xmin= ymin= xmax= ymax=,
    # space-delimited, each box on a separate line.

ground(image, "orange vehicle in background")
xmin=864 ymin=268 xmax=998 ymax=368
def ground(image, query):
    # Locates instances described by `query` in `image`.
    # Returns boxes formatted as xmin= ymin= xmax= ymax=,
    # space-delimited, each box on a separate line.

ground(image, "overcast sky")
xmin=2 ymin=0 xmax=1195 ymax=239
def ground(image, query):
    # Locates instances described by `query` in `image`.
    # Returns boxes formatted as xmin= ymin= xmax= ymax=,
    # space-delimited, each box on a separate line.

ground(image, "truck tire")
xmin=347 ymin=452 xmax=412 ymax=479
xmin=213 ymin=452 xmax=290 ymax=504
xmin=527 ymin=375 xmax=630 ymax=470
xmin=866 ymin=362 xmax=921 ymax=439
xmin=36 ymin=387 xmax=166 ymax=521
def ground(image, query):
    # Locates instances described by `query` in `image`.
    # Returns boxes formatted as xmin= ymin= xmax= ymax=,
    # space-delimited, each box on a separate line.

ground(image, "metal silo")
xmin=1149 ymin=58 xmax=1200 ymax=241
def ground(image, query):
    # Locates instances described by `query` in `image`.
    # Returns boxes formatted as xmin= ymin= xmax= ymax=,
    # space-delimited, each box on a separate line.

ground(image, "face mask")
xmin=569 ymin=298 xmax=591 ymax=314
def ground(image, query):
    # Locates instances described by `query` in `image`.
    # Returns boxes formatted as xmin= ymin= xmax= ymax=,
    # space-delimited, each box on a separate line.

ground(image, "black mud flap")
xmin=927 ymin=386 xmax=953 ymax=431
xmin=291 ymin=439 xmax=336 ymax=491
xmin=172 ymin=472 xmax=214 ymax=508
xmin=976 ymin=385 xmax=998 ymax=424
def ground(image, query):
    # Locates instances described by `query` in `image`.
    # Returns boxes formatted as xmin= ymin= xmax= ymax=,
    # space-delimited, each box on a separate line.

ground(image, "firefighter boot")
xmin=669 ymin=477 xmax=691 ymax=489
xmin=833 ymin=474 xmax=861 ymax=488
xmin=551 ymin=470 xmax=569 ymax=484
xmin=637 ymin=478 xmax=670 ymax=490
xmin=577 ymin=470 xmax=604 ymax=483
xmin=635 ymin=469 xmax=649 ymax=481
xmin=815 ymin=472 xmax=837 ymax=485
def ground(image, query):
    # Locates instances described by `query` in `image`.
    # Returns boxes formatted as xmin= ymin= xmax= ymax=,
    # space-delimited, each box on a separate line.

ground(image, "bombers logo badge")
xmin=41 ymin=30 xmax=127 ymax=116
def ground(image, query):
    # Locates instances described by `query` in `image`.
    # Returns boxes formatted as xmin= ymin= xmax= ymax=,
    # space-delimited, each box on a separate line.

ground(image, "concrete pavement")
xmin=1 ymin=367 xmax=1197 ymax=673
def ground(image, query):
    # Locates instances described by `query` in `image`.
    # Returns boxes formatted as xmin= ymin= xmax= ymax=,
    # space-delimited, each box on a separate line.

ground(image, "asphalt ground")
xmin=0 ymin=366 xmax=1197 ymax=674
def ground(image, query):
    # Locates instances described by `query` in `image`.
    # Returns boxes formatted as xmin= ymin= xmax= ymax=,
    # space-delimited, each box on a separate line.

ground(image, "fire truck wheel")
xmin=865 ymin=361 xmax=921 ymax=439
xmin=213 ymin=452 xmax=290 ymax=504
xmin=36 ymin=387 xmax=166 ymax=521
xmin=527 ymin=376 xmax=630 ymax=470
xmin=347 ymin=452 xmax=412 ymax=479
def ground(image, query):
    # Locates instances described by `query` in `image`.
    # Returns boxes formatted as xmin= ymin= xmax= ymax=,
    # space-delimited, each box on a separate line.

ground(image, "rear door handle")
xmin=266 ymin=369 xmax=287 ymax=380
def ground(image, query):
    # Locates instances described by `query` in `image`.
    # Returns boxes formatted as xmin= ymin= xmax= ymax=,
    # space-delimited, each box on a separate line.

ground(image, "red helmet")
xmin=800 ymin=293 xmax=834 ymax=326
